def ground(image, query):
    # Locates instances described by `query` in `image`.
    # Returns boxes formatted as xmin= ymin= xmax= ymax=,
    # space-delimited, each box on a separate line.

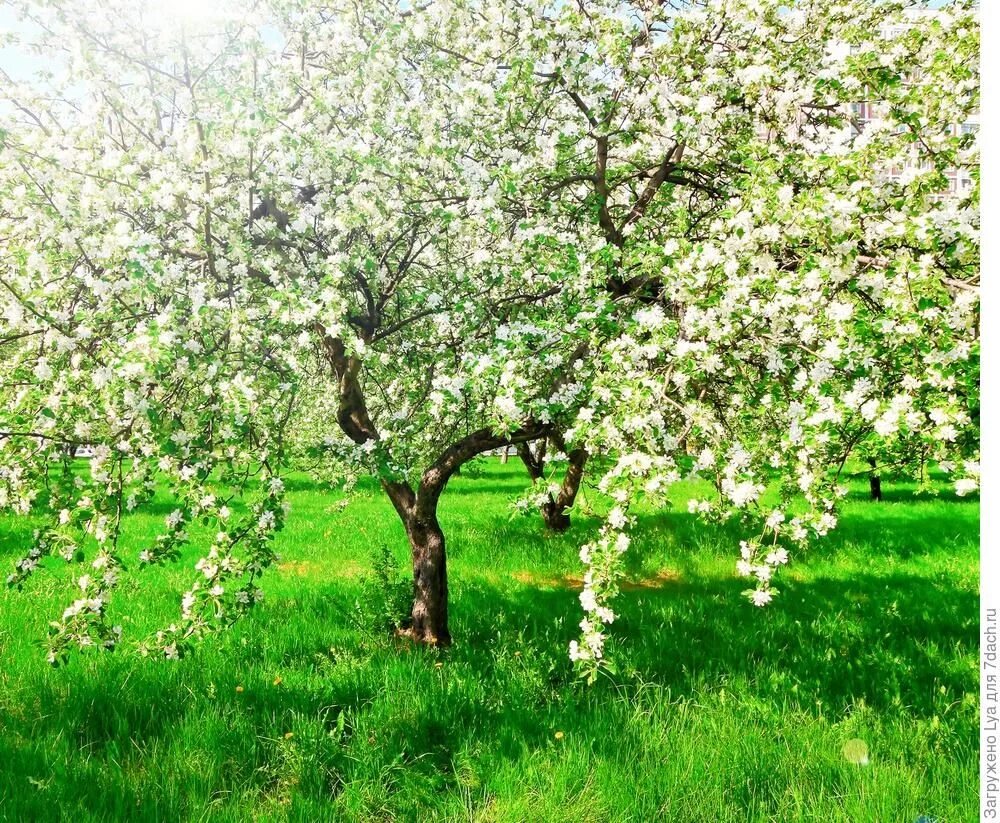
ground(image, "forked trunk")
xmin=381 ymin=424 xmax=549 ymax=647
xmin=325 ymin=323 xmax=549 ymax=649
xmin=404 ymin=514 xmax=451 ymax=646
xmin=521 ymin=442 xmax=587 ymax=533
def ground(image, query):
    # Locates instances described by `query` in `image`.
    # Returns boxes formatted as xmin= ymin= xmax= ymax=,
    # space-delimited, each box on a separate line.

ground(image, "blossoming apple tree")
xmin=1 ymin=0 xmax=593 ymax=653
xmin=0 ymin=0 xmax=978 ymax=672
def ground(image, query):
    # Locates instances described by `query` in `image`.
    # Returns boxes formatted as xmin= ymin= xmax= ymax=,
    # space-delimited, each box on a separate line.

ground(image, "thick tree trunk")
xmin=540 ymin=498 xmax=571 ymax=531
xmin=404 ymin=513 xmax=450 ymax=645
xmin=386 ymin=424 xmax=549 ymax=646
xmin=380 ymin=479 xmax=449 ymax=646
xmin=868 ymin=458 xmax=882 ymax=501
xmin=320 ymin=313 xmax=551 ymax=650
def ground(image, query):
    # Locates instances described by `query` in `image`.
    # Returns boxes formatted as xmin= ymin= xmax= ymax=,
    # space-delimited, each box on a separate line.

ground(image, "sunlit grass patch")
xmin=0 ymin=459 xmax=978 ymax=822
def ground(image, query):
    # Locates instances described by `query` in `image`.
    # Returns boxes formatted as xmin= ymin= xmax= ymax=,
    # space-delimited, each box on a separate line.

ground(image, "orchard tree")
xmin=0 ymin=0 xmax=315 ymax=660
xmin=236 ymin=0 xmax=606 ymax=644
xmin=515 ymin=431 xmax=589 ymax=532
xmin=1 ymin=0 xmax=978 ymax=671
xmin=1 ymin=0 xmax=591 ymax=651
xmin=265 ymin=0 xmax=980 ymax=662
xmin=355 ymin=0 xmax=978 ymax=668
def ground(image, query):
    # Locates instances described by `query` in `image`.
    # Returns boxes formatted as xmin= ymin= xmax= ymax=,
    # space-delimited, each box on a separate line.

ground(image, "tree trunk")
xmin=518 ymin=440 xmax=587 ymax=532
xmin=868 ymin=458 xmax=882 ymax=501
xmin=380 ymin=479 xmax=451 ymax=647
xmin=516 ymin=440 xmax=545 ymax=480
xmin=540 ymin=498 xmax=571 ymax=531
xmin=404 ymin=513 xmax=451 ymax=646
xmin=540 ymin=448 xmax=587 ymax=532
xmin=323 ymin=322 xmax=550 ymax=649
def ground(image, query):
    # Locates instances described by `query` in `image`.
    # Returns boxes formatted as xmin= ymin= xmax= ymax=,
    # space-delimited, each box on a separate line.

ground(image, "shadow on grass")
xmin=0 ymin=467 xmax=979 ymax=820
xmin=841 ymin=486 xmax=980 ymax=505
xmin=18 ymin=559 xmax=976 ymax=746
xmin=459 ymin=568 xmax=975 ymax=708
xmin=1 ymin=549 xmax=977 ymax=820
xmin=613 ymin=506 xmax=978 ymax=571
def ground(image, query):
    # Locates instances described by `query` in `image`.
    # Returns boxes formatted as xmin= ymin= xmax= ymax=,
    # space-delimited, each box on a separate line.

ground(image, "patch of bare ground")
xmin=277 ymin=560 xmax=365 ymax=578
xmin=511 ymin=569 xmax=680 ymax=591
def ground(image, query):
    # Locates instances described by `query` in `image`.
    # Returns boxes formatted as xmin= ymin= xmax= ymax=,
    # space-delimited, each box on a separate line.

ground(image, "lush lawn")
xmin=0 ymin=459 xmax=979 ymax=822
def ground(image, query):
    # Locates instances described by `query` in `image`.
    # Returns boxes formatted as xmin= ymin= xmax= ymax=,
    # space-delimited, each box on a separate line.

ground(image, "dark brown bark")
xmin=316 ymin=329 xmax=380 ymax=445
xmin=516 ymin=440 xmax=546 ymax=480
xmin=540 ymin=446 xmax=587 ymax=532
xmin=544 ymin=447 xmax=587 ymax=531
xmin=379 ymin=479 xmax=449 ymax=645
xmin=403 ymin=511 xmax=450 ymax=645
xmin=518 ymin=438 xmax=587 ymax=532
xmin=868 ymin=459 xmax=882 ymax=501
xmin=320 ymin=324 xmax=552 ymax=645
xmin=869 ymin=474 xmax=882 ymax=501
xmin=398 ymin=423 xmax=550 ymax=645
xmin=540 ymin=499 xmax=570 ymax=531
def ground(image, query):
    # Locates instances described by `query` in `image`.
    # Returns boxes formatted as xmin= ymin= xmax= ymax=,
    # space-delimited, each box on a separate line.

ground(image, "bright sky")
xmin=0 ymin=5 xmax=46 ymax=81
xmin=1 ymin=2 xmax=285 ymax=85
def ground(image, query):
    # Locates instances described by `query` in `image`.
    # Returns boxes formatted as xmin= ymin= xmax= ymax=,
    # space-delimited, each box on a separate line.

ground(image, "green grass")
xmin=0 ymin=460 xmax=979 ymax=822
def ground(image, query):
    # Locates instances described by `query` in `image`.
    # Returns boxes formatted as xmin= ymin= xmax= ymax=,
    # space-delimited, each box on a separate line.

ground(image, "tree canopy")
xmin=0 ymin=0 xmax=979 ymax=675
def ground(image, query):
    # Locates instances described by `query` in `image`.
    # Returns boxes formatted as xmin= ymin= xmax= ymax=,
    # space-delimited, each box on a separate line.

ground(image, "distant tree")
xmin=516 ymin=433 xmax=589 ymax=532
